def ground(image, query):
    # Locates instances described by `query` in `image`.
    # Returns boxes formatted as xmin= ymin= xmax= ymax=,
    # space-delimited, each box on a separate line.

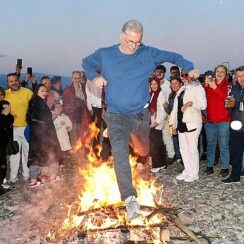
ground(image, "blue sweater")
xmin=82 ymin=44 xmax=194 ymax=115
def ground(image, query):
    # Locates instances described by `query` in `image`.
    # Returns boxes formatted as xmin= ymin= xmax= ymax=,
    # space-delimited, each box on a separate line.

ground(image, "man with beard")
xmin=5 ymin=73 xmax=33 ymax=183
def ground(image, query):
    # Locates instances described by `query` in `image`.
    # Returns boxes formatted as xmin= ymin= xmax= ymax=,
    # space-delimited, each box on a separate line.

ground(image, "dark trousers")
xmin=106 ymin=108 xmax=150 ymax=200
xmin=0 ymin=145 xmax=7 ymax=184
xmin=229 ymin=130 xmax=244 ymax=180
xmin=149 ymin=128 xmax=166 ymax=169
xmin=201 ymin=125 xmax=207 ymax=153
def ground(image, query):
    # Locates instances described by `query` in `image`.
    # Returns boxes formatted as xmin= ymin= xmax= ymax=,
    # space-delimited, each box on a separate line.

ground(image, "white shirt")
xmin=86 ymin=79 xmax=103 ymax=111
xmin=160 ymin=78 xmax=171 ymax=101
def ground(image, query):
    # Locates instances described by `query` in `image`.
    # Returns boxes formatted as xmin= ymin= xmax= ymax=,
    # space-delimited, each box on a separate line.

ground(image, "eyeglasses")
xmin=125 ymin=37 xmax=142 ymax=47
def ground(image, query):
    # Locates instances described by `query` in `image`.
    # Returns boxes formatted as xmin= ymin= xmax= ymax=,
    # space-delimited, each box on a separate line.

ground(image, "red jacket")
xmin=204 ymin=79 xmax=231 ymax=123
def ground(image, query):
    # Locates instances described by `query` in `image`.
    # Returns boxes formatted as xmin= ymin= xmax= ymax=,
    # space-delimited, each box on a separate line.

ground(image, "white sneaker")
xmin=125 ymin=195 xmax=142 ymax=220
xmin=150 ymin=166 xmax=166 ymax=173
xmin=1 ymin=183 xmax=10 ymax=189
xmin=184 ymin=175 xmax=199 ymax=182
xmin=176 ymin=171 xmax=188 ymax=181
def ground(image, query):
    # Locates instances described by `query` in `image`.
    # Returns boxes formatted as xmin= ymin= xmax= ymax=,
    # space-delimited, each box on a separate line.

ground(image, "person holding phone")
xmin=5 ymin=73 xmax=33 ymax=183
xmin=204 ymin=65 xmax=231 ymax=178
xmin=222 ymin=65 xmax=244 ymax=183
xmin=20 ymin=67 xmax=37 ymax=91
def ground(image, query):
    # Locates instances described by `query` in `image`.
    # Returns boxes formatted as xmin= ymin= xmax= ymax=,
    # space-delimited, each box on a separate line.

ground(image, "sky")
xmin=0 ymin=0 xmax=243 ymax=77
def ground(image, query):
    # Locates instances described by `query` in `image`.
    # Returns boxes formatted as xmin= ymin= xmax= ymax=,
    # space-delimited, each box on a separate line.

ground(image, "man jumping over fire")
xmin=82 ymin=19 xmax=199 ymax=220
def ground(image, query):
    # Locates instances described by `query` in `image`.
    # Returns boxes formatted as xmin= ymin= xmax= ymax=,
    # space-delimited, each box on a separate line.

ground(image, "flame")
xmin=46 ymin=230 xmax=55 ymax=241
xmin=49 ymin=121 xmax=164 ymax=241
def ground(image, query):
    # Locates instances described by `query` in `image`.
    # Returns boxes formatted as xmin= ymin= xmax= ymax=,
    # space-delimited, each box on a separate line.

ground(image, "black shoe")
xmin=240 ymin=169 xmax=244 ymax=178
xmin=205 ymin=167 xmax=214 ymax=175
xmin=200 ymin=153 xmax=207 ymax=161
xmin=220 ymin=169 xmax=229 ymax=178
xmin=0 ymin=187 xmax=10 ymax=196
xmin=221 ymin=177 xmax=240 ymax=184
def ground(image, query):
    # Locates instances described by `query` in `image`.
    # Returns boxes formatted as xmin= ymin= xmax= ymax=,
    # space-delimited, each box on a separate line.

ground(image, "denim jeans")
xmin=173 ymin=135 xmax=181 ymax=159
xmin=106 ymin=108 xmax=150 ymax=200
xmin=205 ymin=122 xmax=230 ymax=169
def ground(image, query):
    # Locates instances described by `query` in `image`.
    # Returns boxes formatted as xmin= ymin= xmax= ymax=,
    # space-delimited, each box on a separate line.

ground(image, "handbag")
xmin=7 ymin=140 xmax=19 ymax=155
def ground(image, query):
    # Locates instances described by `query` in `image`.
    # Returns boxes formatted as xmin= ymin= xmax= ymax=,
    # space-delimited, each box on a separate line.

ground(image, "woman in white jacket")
xmin=52 ymin=102 xmax=72 ymax=152
xmin=149 ymin=77 xmax=167 ymax=173
xmin=169 ymin=78 xmax=206 ymax=182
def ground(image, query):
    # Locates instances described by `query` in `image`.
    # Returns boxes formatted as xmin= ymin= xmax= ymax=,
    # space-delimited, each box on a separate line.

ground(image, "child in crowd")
xmin=52 ymin=102 xmax=72 ymax=157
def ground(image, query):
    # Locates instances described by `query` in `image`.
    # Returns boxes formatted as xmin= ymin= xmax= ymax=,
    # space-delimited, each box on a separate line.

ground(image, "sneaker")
xmin=205 ymin=167 xmax=214 ymax=175
xmin=176 ymin=171 xmax=188 ymax=181
xmin=184 ymin=175 xmax=199 ymax=182
xmin=0 ymin=187 xmax=10 ymax=196
xmin=1 ymin=182 xmax=11 ymax=189
xmin=150 ymin=166 xmax=166 ymax=173
xmin=240 ymin=169 xmax=244 ymax=178
xmin=125 ymin=196 xmax=142 ymax=220
xmin=221 ymin=177 xmax=240 ymax=184
xmin=220 ymin=169 xmax=229 ymax=178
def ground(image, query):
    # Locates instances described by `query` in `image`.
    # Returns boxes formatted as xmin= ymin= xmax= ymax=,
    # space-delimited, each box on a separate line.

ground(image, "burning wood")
xmin=46 ymin=122 xmax=218 ymax=243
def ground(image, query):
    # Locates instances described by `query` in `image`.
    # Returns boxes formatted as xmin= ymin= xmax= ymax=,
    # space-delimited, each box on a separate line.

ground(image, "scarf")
xmin=148 ymin=76 xmax=161 ymax=115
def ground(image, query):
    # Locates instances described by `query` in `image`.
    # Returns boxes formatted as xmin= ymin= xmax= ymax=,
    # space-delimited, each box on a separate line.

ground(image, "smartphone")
xmin=27 ymin=67 xmax=32 ymax=76
xmin=17 ymin=59 xmax=22 ymax=67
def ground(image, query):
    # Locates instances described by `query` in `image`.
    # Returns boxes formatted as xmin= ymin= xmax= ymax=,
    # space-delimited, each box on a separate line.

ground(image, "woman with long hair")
xmin=148 ymin=76 xmax=167 ymax=173
xmin=170 ymin=76 xmax=206 ymax=182
xmin=204 ymin=65 xmax=231 ymax=177
xmin=27 ymin=84 xmax=61 ymax=187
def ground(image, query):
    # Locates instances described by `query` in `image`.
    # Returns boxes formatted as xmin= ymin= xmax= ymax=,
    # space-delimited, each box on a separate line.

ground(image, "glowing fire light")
xmin=48 ymin=121 xmax=164 ymax=242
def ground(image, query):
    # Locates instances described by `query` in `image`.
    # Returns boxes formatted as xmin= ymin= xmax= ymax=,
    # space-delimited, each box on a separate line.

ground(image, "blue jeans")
xmin=106 ymin=108 xmax=150 ymax=201
xmin=173 ymin=135 xmax=181 ymax=159
xmin=205 ymin=122 xmax=230 ymax=169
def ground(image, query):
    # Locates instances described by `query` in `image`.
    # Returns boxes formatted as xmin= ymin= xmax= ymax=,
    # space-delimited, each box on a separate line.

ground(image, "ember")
xmin=47 ymin=122 xmax=165 ymax=242
xmin=46 ymin=123 xmax=214 ymax=243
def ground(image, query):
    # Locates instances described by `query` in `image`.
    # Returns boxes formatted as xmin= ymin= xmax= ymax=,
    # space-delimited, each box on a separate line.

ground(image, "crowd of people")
xmin=0 ymin=20 xmax=243 ymax=222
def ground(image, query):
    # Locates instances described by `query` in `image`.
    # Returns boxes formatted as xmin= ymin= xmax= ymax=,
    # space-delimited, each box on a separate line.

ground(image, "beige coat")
xmin=53 ymin=113 xmax=72 ymax=151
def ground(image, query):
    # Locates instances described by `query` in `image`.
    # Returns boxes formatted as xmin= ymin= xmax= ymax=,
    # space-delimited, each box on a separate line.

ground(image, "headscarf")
xmin=148 ymin=76 xmax=161 ymax=115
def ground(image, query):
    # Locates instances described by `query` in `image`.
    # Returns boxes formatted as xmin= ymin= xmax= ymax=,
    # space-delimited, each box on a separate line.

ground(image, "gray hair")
xmin=72 ymin=70 xmax=81 ymax=76
xmin=122 ymin=19 xmax=143 ymax=34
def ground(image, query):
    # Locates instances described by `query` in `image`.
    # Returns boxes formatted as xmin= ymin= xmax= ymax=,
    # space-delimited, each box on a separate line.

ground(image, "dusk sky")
xmin=0 ymin=0 xmax=243 ymax=77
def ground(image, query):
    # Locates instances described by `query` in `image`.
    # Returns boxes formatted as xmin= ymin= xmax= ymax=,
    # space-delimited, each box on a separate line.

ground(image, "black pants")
xmin=149 ymin=128 xmax=166 ymax=168
xmin=0 ymin=145 xmax=7 ymax=184
xmin=229 ymin=130 xmax=244 ymax=180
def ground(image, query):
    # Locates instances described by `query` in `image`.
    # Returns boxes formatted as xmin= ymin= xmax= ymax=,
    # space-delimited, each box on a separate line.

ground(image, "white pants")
xmin=9 ymin=127 xmax=29 ymax=182
xmin=178 ymin=125 xmax=202 ymax=178
xmin=162 ymin=123 xmax=175 ymax=158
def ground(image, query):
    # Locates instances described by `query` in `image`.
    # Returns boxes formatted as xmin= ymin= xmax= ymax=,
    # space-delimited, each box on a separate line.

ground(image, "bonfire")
xmin=47 ymin=122 xmax=215 ymax=243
